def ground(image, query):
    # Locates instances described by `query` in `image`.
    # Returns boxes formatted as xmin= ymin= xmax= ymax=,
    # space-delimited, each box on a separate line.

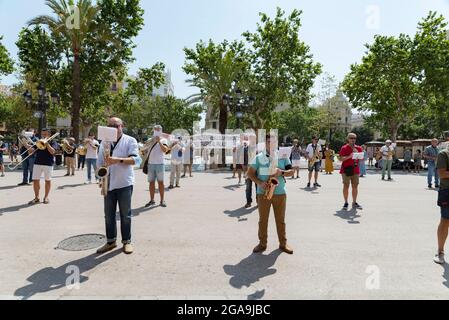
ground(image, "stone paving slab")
xmin=0 ymin=164 xmax=447 ymax=300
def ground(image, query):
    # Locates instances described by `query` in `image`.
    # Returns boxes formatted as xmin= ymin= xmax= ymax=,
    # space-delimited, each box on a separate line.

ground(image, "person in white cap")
xmin=380 ymin=140 xmax=395 ymax=181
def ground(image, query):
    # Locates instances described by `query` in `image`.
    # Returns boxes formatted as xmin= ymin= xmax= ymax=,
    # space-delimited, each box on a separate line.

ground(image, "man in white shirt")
xmin=145 ymin=125 xmax=169 ymax=208
xmin=380 ymin=140 xmax=395 ymax=181
xmin=96 ymin=117 xmax=139 ymax=255
xmin=85 ymin=133 xmax=99 ymax=184
xmin=305 ymin=137 xmax=322 ymax=188
xmin=169 ymin=136 xmax=184 ymax=189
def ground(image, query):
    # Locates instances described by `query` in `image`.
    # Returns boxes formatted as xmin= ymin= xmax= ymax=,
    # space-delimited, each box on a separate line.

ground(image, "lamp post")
xmin=23 ymin=85 xmax=60 ymax=136
xmin=223 ymin=88 xmax=255 ymax=130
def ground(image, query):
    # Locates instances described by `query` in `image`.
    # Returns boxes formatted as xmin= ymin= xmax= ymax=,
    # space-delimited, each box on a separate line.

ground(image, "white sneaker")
xmin=433 ymin=252 xmax=445 ymax=264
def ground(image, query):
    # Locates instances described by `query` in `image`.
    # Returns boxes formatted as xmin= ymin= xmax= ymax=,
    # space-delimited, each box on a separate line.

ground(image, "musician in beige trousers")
xmin=247 ymin=134 xmax=295 ymax=255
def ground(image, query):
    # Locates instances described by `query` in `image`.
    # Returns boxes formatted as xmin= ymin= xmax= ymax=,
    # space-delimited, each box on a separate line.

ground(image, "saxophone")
xmin=264 ymin=152 xmax=279 ymax=200
xmin=97 ymin=142 xmax=111 ymax=197
xmin=308 ymin=145 xmax=322 ymax=169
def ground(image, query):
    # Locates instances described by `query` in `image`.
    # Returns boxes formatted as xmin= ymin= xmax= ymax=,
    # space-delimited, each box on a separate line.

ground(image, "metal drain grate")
xmin=57 ymin=234 xmax=106 ymax=251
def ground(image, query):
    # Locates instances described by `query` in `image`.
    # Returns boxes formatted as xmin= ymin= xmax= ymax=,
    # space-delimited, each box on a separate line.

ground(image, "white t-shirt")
xmin=86 ymin=139 xmax=99 ymax=159
xmin=305 ymin=143 xmax=322 ymax=159
xmin=380 ymin=145 xmax=394 ymax=160
xmin=149 ymin=138 xmax=168 ymax=165
xmin=170 ymin=142 xmax=184 ymax=164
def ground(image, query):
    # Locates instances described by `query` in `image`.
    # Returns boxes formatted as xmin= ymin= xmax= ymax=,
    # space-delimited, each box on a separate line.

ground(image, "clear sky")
xmin=1 ymin=0 xmax=449 ymax=99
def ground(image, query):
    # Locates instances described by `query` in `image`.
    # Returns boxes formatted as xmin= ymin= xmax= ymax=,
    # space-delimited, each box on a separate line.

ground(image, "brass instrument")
xmin=97 ymin=142 xmax=111 ymax=197
xmin=308 ymin=145 xmax=322 ymax=169
xmin=264 ymin=176 xmax=279 ymax=200
xmin=36 ymin=132 xmax=60 ymax=151
xmin=61 ymin=139 xmax=75 ymax=154
xmin=264 ymin=151 xmax=280 ymax=200
xmin=8 ymin=132 xmax=60 ymax=171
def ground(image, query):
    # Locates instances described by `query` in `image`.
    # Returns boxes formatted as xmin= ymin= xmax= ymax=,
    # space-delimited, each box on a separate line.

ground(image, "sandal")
xmin=28 ymin=198 xmax=40 ymax=205
xmin=43 ymin=199 xmax=50 ymax=204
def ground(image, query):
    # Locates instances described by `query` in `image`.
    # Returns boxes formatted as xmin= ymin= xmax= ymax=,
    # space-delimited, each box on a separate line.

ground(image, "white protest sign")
xmin=98 ymin=126 xmax=118 ymax=142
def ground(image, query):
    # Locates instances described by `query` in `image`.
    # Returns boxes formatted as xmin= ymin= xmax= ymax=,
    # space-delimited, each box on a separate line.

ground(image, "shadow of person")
xmin=0 ymin=203 xmax=31 ymax=215
xmin=334 ymin=209 xmax=361 ymax=224
xmin=300 ymin=187 xmax=318 ymax=193
xmin=57 ymin=183 xmax=86 ymax=190
xmin=224 ymin=206 xmax=257 ymax=222
xmin=14 ymin=250 xmax=121 ymax=300
xmin=247 ymin=289 xmax=266 ymax=300
xmin=131 ymin=206 xmax=154 ymax=218
xmin=223 ymin=250 xmax=281 ymax=293
xmin=440 ymin=263 xmax=449 ymax=289
xmin=223 ymin=184 xmax=242 ymax=191
xmin=0 ymin=184 xmax=21 ymax=191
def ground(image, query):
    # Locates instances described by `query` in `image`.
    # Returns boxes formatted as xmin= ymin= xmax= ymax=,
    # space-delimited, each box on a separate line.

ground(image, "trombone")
xmin=8 ymin=132 xmax=60 ymax=171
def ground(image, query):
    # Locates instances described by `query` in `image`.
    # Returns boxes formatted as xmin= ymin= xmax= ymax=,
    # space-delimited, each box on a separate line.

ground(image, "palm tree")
xmin=184 ymin=40 xmax=248 ymax=165
xmin=28 ymin=0 xmax=101 ymax=142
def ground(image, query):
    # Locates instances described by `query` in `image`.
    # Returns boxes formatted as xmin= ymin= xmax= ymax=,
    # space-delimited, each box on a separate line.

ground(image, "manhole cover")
xmin=57 ymin=234 xmax=106 ymax=251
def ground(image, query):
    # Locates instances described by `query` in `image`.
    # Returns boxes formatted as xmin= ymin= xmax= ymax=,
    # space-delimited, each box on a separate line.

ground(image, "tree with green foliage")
xmin=0 ymin=36 xmax=14 ymax=79
xmin=277 ymin=106 xmax=328 ymax=143
xmin=241 ymin=7 xmax=321 ymax=131
xmin=342 ymin=26 xmax=427 ymax=142
xmin=184 ymin=39 xmax=248 ymax=135
xmin=413 ymin=11 xmax=449 ymax=137
xmin=28 ymin=0 xmax=146 ymax=142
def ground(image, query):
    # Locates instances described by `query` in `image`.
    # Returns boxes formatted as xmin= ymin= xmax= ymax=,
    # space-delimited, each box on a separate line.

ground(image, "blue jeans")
xmin=86 ymin=158 xmax=97 ymax=181
xmin=246 ymin=178 xmax=253 ymax=204
xmin=104 ymin=185 xmax=133 ymax=244
xmin=22 ymin=156 xmax=35 ymax=183
xmin=427 ymin=161 xmax=439 ymax=186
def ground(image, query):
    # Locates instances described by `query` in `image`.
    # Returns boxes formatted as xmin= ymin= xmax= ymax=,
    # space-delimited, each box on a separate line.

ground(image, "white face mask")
xmin=153 ymin=131 xmax=162 ymax=137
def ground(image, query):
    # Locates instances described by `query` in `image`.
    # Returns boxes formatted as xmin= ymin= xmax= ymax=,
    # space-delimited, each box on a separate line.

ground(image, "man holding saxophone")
xmin=96 ymin=117 xmax=139 ymax=255
xmin=247 ymin=134 xmax=294 ymax=255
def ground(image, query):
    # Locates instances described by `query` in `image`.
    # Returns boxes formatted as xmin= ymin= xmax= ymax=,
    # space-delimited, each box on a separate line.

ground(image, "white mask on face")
xmin=153 ymin=131 xmax=162 ymax=137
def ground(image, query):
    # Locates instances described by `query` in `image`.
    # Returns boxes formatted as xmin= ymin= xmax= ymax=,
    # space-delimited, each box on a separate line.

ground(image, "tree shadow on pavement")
xmin=14 ymin=250 xmax=122 ymax=300
xmin=334 ymin=209 xmax=361 ymax=224
xmin=224 ymin=206 xmax=257 ymax=222
xmin=223 ymin=250 xmax=281 ymax=300
xmin=0 ymin=203 xmax=31 ymax=215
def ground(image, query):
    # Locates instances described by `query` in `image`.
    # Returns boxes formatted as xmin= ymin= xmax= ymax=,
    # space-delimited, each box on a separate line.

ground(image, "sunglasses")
xmin=108 ymin=124 xmax=120 ymax=129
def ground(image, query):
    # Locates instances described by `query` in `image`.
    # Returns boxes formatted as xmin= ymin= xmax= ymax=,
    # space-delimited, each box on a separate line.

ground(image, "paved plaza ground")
xmin=0 ymin=160 xmax=448 ymax=300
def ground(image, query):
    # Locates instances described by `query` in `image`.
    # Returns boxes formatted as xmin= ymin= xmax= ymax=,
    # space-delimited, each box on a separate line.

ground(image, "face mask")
xmin=153 ymin=131 xmax=162 ymax=137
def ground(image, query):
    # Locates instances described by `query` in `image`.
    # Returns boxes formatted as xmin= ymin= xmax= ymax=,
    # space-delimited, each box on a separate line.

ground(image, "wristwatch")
xmin=281 ymin=170 xmax=285 ymax=176
xmin=120 ymin=159 xmax=124 ymax=164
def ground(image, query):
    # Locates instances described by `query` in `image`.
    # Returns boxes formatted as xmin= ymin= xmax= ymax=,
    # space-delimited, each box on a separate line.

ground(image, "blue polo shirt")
xmin=250 ymin=152 xmax=291 ymax=195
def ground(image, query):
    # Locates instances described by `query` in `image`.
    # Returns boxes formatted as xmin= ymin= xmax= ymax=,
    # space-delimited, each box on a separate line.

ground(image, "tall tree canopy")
xmin=241 ymin=7 xmax=322 ymax=130
xmin=27 ymin=0 xmax=148 ymax=142
xmin=0 ymin=36 xmax=14 ymax=79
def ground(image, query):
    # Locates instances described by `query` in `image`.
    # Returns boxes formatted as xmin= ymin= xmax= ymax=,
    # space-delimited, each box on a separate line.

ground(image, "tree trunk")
xmin=218 ymin=101 xmax=228 ymax=167
xmin=71 ymin=51 xmax=81 ymax=143
xmin=391 ymin=126 xmax=398 ymax=143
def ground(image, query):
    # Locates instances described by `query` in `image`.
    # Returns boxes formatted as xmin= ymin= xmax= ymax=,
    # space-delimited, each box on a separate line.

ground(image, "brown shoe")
xmin=253 ymin=244 xmax=267 ymax=253
xmin=123 ymin=243 xmax=134 ymax=255
xmin=279 ymin=244 xmax=294 ymax=255
xmin=96 ymin=242 xmax=117 ymax=254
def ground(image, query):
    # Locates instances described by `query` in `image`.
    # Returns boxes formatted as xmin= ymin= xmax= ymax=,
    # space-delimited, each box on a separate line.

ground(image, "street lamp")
xmin=23 ymin=85 xmax=59 ymax=136
xmin=223 ymin=89 xmax=255 ymax=130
